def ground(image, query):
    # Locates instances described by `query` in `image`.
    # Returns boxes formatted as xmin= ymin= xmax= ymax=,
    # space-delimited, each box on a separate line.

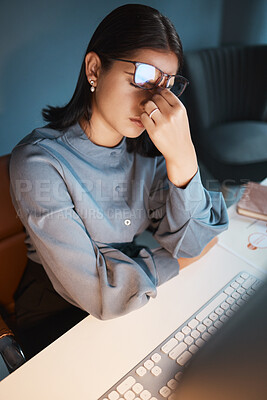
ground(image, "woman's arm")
xmin=178 ymin=236 xmax=218 ymax=270
xmin=147 ymin=156 xmax=229 ymax=259
xmin=140 ymin=88 xmax=228 ymax=259
xmin=141 ymin=89 xmax=198 ymax=188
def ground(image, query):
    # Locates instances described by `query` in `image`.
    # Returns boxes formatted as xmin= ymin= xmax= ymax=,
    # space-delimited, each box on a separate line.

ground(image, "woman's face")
xmin=89 ymin=48 xmax=179 ymax=147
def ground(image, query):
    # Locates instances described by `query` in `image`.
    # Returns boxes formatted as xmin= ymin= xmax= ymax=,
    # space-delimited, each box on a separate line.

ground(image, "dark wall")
xmin=0 ymin=0 xmax=266 ymax=155
xmin=221 ymin=0 xmax=267 ymax=45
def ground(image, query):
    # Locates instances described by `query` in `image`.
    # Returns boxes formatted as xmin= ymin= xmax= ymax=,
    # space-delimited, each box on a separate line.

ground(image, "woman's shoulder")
xmin=13 ymin=124 xmax=64 ymax=149
xmin=10 ymin=122 xmax=78 ymax=163
xmin=10 ymin=125 xmax=68 ymax=177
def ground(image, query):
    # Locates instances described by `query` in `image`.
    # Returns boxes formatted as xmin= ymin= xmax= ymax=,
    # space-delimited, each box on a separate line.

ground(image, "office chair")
xmin=0 ymin=154 xmax=27 ymax=379
xmin=183 ymin=44 xmax=267 ymax=185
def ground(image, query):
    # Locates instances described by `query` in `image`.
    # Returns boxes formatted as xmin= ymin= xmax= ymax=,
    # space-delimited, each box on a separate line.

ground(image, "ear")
xmin=84 ymin=52 xmax=101 ymax=85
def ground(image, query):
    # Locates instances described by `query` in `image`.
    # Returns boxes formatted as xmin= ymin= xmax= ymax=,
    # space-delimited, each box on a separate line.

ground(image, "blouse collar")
xmin=64 ymin=122 xmax=127 ymax=159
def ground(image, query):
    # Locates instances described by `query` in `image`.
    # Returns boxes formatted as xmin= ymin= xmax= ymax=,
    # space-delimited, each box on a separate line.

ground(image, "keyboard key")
xmin=241 ymin=272 xmax=249 ymax=279
xmin=196 ymin=292 xmax=227 ymax=322
xmin=185 ymin=336 xmax=194 ymax=345
xmin=208 ymin=326 xmax=217 ymax=335
xmin=202 ymin=332 xmax=212 ymax=342
xmin=117 ymin=376 xmax=136 ymax=395
xmin=230 ymin=282 xmax=239 ymax=289
xmin=226 ymin=309 xmax=234 ymax=317
xmin=220 ymin=315 xmax=229 ymax=323
xmin=191 ymin=329 xmax=200 ymax=339
xmin=161 ymin=338 xmax=178 ymax=354
xmin=195 ymin=338 xmax=205 ymax=347
xmin=151 ymin=366 xmax=162 ymax=377
xmin=197 ymin=323 xmax=206 ymax=333
xmin=226 ymin=297 xmax=235 ymax=305
xmin=159 ymin=386 xmax=171 ymax=398
xmin=167 ymin=379 xmax=178 ymax=390
xmin=242 ymin=276 xmax=256 ymax=289
xmin=224 ymin=286 xmax=234 ymax=295
xmin=203 ymin=318 xmax=212 ymax=327
xmin=188 ymin=318 xmax=199 ymax=329
xmin=236 ymin=277 xmax=245 ymax=284
xmin=169 ymin=342 xmax=187 ymax=360
xmin=248 ymin=289 xmax=255 ymax=296
xmin=140 ymin=390 xmax=151 ymax=400
xmin=151 ymin=353 xmax=161 ymax=363
xmin=132 ymin=383 xmax=143 ymax=394
xmin=237 ymin=287 xmax=245 ymax=295
xmin=136 ymin=366 xmax=147 ymax=377
xmin=232 ymin=292 xmax=240 ymax=300
xmin=108 ymin=391 xmax=120 ymax=400
xmin=175 ymin=332 xmax=185 ymax=341
xmin=175 ymin=371 xmax=183 ymax=382
xmin=189 ymin=344 xmax=198 ymax=354
xmin=182 ymin=326 xmax=191 ymax=335
xmin=242 ymin=294 xmax=250 ymax=301
xmin=221 ymin=301 xmax=230 ymax=310
xmin=214 ymin=320 xmax=223 ymax=329
xmin=209 ymin=312 xmax=218 ymax=321
xmin=144 ymin=360 xmax=154 ymax=370
xmin=177 ymin=351 xmax=192 ymax=366
xmin=215 ymin=307 xmax=224 ymax=315
xmin=252 ymin=280 xmax=263 ymax=291
xmin=231 ymin=304 xmax=240 ymax=312
xmin=124 ymin=390 xmax=135 ymax=400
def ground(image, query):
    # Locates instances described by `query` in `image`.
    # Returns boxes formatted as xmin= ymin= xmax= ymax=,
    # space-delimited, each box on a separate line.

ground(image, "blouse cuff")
xmin=167 ymin=168 xmax=209 ymax=215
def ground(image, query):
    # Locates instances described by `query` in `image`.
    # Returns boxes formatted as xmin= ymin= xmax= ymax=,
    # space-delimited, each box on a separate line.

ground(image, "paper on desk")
xmin=218 ymin=206 xmax=267 ymax=274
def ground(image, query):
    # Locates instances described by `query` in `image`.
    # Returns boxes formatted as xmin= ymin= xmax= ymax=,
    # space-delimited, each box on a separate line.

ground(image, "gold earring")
xmin=89 ymin=79 xmax=95 ymax=92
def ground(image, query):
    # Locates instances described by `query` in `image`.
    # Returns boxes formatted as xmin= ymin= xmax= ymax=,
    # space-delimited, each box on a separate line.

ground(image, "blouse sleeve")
xmin=147 ymin=156 xmax=229 ymax=259
xmin=10 ymin=145 xmax=161 ymax=320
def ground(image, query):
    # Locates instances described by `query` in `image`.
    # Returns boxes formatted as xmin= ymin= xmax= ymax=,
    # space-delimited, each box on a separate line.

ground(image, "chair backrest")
xmin=0 ymin=154 xmax=27 ymax=316
xmin=183 ymin=45 xmax=267 ymax=138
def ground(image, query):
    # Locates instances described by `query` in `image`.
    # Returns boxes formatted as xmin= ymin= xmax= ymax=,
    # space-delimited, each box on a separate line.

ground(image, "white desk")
xmin=0 ymin=241 xmax=266 ymax=400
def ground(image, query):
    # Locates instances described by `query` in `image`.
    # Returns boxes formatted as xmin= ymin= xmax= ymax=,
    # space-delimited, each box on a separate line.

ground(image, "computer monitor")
xmin=175 ymin=278 xmax=267 ymax=400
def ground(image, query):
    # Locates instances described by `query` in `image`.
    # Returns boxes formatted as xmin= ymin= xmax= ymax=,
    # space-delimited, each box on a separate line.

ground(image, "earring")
xmin=89 ymin=79 xmax=95 ymax=92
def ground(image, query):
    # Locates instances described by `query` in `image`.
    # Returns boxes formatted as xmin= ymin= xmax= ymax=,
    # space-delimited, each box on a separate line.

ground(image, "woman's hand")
xmin=140 ymin=89 xmax=198 ymax=188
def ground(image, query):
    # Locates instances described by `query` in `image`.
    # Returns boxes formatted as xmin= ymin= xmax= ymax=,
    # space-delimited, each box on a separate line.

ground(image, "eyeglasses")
xmin=111 ymin=58 xmax=189 ymax=96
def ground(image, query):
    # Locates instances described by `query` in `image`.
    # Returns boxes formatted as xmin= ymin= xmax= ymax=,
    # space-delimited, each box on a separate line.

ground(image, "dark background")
xmin=0 ymin=0 xmax=266 ymax=156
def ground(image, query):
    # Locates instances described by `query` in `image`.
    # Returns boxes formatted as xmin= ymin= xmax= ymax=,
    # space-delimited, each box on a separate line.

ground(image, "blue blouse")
xmin=9 ymin=122 xmax=228 ymax=319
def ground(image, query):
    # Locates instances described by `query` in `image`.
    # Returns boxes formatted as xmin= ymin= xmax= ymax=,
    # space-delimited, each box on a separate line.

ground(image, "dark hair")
xmin=42 ymin=4 xmax=183 ymax=157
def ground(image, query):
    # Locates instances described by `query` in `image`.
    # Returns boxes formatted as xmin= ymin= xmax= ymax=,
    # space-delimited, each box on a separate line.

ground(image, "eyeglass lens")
xmin=175 ymin=79 xmax=187 ymax=96
xmin=135 ymin=64 xmax=161 ymax=89
xmin=134 ymin=63 xmax=186 ymax=95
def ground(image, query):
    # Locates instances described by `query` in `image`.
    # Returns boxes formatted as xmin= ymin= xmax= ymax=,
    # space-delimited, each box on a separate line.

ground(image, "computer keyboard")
xmin=99 ymin=271 xmax=263 ymax=400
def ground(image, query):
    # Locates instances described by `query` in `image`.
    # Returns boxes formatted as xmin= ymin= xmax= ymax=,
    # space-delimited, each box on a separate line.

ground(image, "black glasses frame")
xmin=111 ymin=58 xmax=189 ymax=95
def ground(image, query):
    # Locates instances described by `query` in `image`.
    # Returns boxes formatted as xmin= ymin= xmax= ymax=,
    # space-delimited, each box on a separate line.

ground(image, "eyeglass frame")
xmin=110 ymin=57 xmax=189 ymax=95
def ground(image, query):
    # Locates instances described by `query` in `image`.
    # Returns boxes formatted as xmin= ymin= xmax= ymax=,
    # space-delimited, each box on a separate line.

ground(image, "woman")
xmin=10 ymin=4 xmax=228 ymax=356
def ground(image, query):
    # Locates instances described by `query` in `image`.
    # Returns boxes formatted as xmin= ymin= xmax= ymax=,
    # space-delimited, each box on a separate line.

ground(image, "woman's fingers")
xmin=155 ymin=88 xmax=179 ymax=107
xmin=140 ymin=110 xmax=155 ymax=129
xmin=142 ymin=100 xmax=161 ymax=124
xmin=144 ymin=100 xmax=160 ymax=114
xmin=144 ymin=89 xmax=180 ymax=120
xmin=141 ymin=89 xmax=183 ymax=130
